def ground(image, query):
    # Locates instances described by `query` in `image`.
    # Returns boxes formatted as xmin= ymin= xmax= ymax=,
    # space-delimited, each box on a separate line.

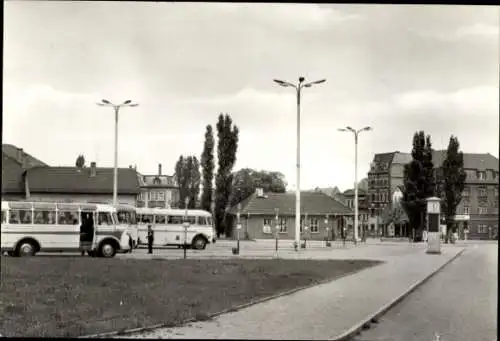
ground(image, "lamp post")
xmin=274 ymin=77 xmax=326 ymax=251
xmin=183 ymin=197 xmax=190 ymax=259
xmin=338 ymin=126 xmax=372 ymax=244
xmin=96 ymin=99 xmax=139 ymax=207
xmin=236 ymin=203 xmax=242 ymax=254
xmin=274 ymin=208 xmax=280 ymax=255
xmin=325 ymin=214 xmax=330 ymax=247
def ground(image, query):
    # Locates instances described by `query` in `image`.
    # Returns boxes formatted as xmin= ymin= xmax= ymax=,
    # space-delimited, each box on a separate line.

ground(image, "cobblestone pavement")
xmin=117 ymin=244 xmax=465 ymax=339
xmin=353 ymin=243 xmax=497 ymax=341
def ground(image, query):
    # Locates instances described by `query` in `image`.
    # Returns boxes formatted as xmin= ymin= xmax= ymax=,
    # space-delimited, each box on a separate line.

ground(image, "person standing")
xmin=147 ymin=224 xmax=154 ymax=255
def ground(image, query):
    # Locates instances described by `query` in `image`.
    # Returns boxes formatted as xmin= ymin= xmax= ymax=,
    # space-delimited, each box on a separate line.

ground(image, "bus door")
xmin=80 ymin=211 xmax=96 ymax=252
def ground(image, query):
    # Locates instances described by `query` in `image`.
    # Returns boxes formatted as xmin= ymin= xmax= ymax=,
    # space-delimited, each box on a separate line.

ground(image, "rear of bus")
xmin=116 ymin=204 xmax=138 ymax=249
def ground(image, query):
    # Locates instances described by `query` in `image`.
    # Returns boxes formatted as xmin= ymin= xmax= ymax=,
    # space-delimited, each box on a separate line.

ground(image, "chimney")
xmin=17 ymin=148 xmax=26 ymax=167
xmin=158 ymin=163 xmax=162 ymax=176
xmin=90 ymin=162 xmax=97 ymax=177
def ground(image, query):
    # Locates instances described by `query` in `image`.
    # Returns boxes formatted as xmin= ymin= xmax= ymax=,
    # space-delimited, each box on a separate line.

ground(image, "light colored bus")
xmin=1 ymin=201 xmax=131 ymax=258
xmin=136 ymin=208 xmax=215 ymax=250
xmin=116 ymin=204 xmax=139 ymax=249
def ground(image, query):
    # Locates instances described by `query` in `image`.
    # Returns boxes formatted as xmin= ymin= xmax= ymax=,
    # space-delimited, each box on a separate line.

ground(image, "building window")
xmin=463 ymin=206 xmax=470 ymax=215
xmin=153 ymin=177 xmax=161 ymax=185
xmin=478 ymin=207 xmax=488 ymax=215
xmin=138 ymin=192 xmax=146 ymax=201
xmin=279 ymin=218 xmax=287 ymax=233
xmin=310 ymin=218 xmax=319 ymax=233
xmin=495 ymin=187 xmax=498 ymax=197
xmin=477 ymin=224 xmax=488 ymax=233
xmin=263 ymin=218 xmax=273 ymax=234
xmin=478 ymin=171 xmax=486 ymax=180
xmin=149 ymin=191 xmax=165 ymax=201
xmin=1 ymin=210 xmax=5 ymax=224
xmin=478 ymin=187 xmax=487 ymax=197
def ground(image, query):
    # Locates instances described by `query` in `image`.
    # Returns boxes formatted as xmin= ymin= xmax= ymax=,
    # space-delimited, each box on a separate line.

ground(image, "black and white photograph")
xmin=1 ymin=1 xmax=498 ymax=340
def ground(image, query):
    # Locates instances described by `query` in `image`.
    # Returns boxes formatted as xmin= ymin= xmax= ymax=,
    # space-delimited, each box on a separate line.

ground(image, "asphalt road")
xmin=354 ymin=243 xmax=498 ymax=341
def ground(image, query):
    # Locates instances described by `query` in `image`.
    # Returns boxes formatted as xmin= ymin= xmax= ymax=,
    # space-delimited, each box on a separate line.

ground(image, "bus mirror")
xmin=183 ymin=222 xmax=190 ymax=228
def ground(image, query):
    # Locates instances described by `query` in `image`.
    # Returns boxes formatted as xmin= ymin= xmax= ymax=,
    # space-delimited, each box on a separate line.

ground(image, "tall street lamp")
xmin=273 ymin=77 xmax=326 ymax=250
xmin=96 ymin=99 xmax=139 ymax=207
xmin=338 ymin=126 xmax=372 ymax=243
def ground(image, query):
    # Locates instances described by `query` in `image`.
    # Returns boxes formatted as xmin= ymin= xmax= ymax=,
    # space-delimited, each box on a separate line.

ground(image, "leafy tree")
xmin=402 ymin=131 xmax=435 ymax=241
xmin=75 ymin=154 xmax=86 ymax=168
xmin=214 ymin=113 xmax=239 ymax=237
xmin=174 ymin=155 xmax=201 ymax=209
xmin=229 ymin=168 xmax=288 ymax=207
xmin=437 ymin=136 xmax=466 ymax=243
xmin=200 ymin=125 xmax=215 ymax=212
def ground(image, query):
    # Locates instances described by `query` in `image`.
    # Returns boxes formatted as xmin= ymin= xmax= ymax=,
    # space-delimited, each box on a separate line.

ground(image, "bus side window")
xmin=168 ymin=216 xmax=183 ymax=224
xmin=58 ymin=211 xmax=79 ymax=225
xmin=98 ymin=212 xmax=112 ymax=225
xmin=14 ymin=210 xmax=33 ymax=224
xmin=187 ymin=216 xmax=196 ymax=224
xmin=1 ymin=210 xmax=6 ymax=224
xmin=141 ymin=214 xmax=153 ymax=224
xmin=34 ymin=210 xmax=56 ymax=224
xmin=155 ymin=215 xmax=166 ymax=224
xmin=136 ymin=214 xmax=142 ymax=224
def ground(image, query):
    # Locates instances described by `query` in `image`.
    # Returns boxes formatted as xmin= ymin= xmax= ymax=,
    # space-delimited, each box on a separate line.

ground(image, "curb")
xmin=79 ymin=262 xmax=383 ymax=338
xmin=332 ymin=248 xmax=466 ymax=341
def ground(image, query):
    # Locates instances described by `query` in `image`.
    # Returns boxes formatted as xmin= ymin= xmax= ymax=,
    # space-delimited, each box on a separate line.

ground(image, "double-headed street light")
xmin=273 ymin=77 xmax=326 ymax=250
xmin=338 ymin=126 xmax=372 ymax=243
xmin=96 ymin=99 xmax=139 ymax=207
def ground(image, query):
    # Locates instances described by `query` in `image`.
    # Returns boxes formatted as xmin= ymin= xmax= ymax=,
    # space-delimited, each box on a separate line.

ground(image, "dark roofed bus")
xmin=1 ymin=201 xmax=131 ymax=258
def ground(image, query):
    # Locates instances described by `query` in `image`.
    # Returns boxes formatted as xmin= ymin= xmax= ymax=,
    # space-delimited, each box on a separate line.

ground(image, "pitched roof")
xmin=139 ymin=174 xmax=178 ymax=187
xmin=392 ymin=152 xmax=412 ymax=165
xmin=343 ymin=188 xmax=367 ymax=196
xmin=432 ymin=150 xmax=498 ymax=171
xmin=26 ymin=166 xmax=140 ymax=195
xmin=2 ymin=153 xmax=25 ymax=193
xmin=229 ymin=191 xmax=353 ymax=216
xmin=2 ymin=144 xmax=48 ymax=167
xmin=313 ymin=186 xmax=341 ymax=197
xmin=373 ymin=152 xmax=396 ymax=165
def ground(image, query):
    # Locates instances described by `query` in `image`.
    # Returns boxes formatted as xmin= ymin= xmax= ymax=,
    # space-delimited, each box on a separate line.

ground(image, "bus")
xmin=1 ymin=201 xmax=131 ymax=258
xmin=136 ymin=208 xmax=215 ymax=250
xmin=116 ymin=204 xmax=139 ymax=249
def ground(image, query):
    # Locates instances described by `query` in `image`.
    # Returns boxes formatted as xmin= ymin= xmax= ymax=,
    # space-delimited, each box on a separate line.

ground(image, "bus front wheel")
xmin=98 ymin=242 xmax=117 ymax=258
xmin=192 ymin=236 xmax=207 ymax=250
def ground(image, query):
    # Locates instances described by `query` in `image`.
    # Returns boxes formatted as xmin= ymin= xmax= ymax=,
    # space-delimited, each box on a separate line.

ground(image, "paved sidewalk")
xmin=119 ymin=245 xmax=465 ymax=340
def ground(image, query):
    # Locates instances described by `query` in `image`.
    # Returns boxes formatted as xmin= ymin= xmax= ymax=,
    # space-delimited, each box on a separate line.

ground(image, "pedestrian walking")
xmin=147 ymin=224 xmax=154 ymax=255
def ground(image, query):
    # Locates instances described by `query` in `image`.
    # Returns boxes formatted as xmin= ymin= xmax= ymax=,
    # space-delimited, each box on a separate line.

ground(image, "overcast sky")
xmin=4 ymin=2 xmax=499 ymax=191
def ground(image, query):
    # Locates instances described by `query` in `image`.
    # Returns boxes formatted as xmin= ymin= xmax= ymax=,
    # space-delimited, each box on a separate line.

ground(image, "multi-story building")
xmin=368 ymin=150 xmax=499 ymax=240
xmin=136 ymin=163 xmax=180 ymax=208
xmin=367 ymin=151 xmax=412 ymax=235
xmin=433 ymin=151 xmax=498 ymax=240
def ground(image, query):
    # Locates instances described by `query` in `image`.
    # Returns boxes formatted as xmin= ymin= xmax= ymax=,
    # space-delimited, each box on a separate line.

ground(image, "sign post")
xmin=426 ymin=197 xmax=442 ymax=254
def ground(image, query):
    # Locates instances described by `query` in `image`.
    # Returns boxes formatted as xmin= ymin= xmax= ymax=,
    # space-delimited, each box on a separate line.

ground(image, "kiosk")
xmin=426 ymin=197 xmax=442 ymax=254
